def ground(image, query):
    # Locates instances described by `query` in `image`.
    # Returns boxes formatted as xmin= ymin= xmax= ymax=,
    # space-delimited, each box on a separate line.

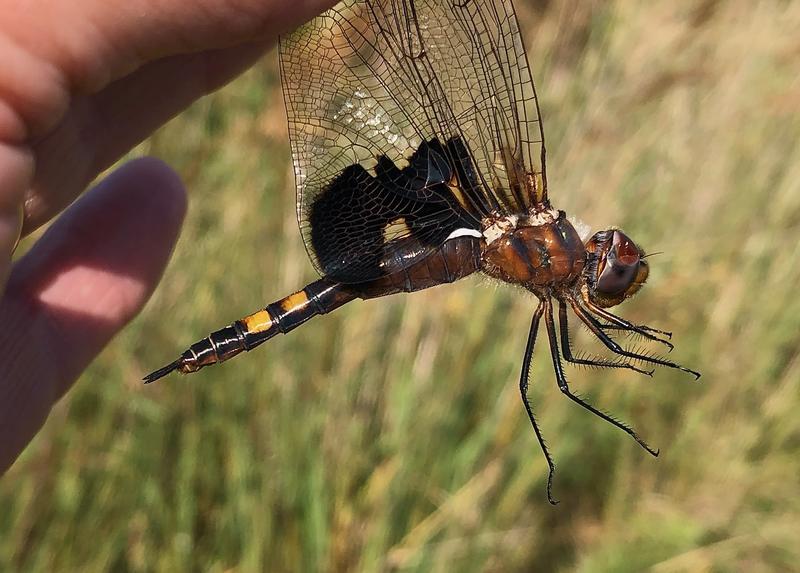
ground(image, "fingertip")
xmin=109 ymin=156 xmax=188 ymax=241
xmin=0 ymin=157 xmax=188 ymax=471
xmin=111 ymin=155 xmax=187 ymax=214
xmin=8 ymin=157 xmax=188 ymax=387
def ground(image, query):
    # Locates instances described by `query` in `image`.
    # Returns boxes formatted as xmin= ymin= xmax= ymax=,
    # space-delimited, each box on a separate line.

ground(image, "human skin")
xmin=0 ymin=0 xmax=336 ymax=474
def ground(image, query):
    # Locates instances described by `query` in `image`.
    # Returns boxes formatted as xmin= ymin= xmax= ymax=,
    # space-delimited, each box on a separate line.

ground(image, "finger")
xmin=24 ymin=41 xmax=267 ymax=234
xmin=0 ymin=157 xmax=186 ymax=473
xmin=1 ymin=0 xmax=336 ymax=138
xmin=63 ymin=0 xmax=336 ymax=80
xmin=7 ymin=0 xmax=335 ymax=234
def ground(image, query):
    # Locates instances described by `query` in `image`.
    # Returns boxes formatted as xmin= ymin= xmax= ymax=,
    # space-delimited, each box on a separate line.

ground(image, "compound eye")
xmin=596 ymin=231 xmax=641 ymax=295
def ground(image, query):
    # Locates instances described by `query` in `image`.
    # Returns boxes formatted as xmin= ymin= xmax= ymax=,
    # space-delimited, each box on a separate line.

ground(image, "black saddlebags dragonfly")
xmin=145 ymin=0 xmax=699 ymax=503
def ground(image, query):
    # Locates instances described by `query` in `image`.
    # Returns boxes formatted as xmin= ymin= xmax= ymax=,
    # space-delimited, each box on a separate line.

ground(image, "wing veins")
xmin=280 ymin=0 xmax=549 ymax=282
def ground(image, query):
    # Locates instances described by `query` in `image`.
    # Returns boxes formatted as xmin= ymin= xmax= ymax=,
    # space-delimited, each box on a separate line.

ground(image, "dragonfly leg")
xmin=544 ymin=299 xmax=659 ymax=456
xmin=558 ymin=301 xmax=654 ymax=377
xmin=581 ymin=294 xmax=674 ymax=350
xmin=570 ymin=299 xmax=701 ymax=380
xmin=599 ymin=324 xmax=673 ymax=339
xmin=519 ymin=299 xmax=559 ymax=505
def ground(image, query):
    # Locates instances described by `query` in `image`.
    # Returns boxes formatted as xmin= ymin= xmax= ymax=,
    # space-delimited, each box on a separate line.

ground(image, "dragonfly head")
xmin=583 ymin=229 xmax=649 ymax=308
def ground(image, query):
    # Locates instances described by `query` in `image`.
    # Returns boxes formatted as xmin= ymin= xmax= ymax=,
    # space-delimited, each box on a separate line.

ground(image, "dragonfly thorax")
xmin=480 ymin=210 xmax=587 ymax=295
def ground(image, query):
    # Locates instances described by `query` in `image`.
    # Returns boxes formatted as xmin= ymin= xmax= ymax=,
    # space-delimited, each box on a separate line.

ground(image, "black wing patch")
xmin=309 ymin=137 xmax=480 ymax=282
xmin=280 ymin=0 xmax=548 ymax=281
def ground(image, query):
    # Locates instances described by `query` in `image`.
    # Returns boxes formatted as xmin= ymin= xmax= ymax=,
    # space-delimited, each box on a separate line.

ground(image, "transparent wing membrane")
xmin=279 ymin=0 xmax=546 ymax=282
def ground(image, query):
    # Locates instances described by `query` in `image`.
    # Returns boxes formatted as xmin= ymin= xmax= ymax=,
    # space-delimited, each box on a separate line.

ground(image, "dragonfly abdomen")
xmin=144 ymin=236 xmax=483 ymax=383
xmin=143 ymin=279 xmax=356 ymax=382
xmin=355 ymin=234 xmax=483 ymax=299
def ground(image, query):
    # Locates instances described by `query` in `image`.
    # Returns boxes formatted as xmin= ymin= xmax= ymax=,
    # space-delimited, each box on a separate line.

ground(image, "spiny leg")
xmin=570 ymin=299 xmax=701 ymax=379
xmin=519 ymin=300 xmax=559 ymax=505
xmin=557 ymin=301 xmax=654 ymax=377
xmin=544 ymin=299 xmax=659 ymax=457
xmin=581 ymin=293 xmax=674 ymax=350
xmin=599 ymin=324 xmax=672 ymax=339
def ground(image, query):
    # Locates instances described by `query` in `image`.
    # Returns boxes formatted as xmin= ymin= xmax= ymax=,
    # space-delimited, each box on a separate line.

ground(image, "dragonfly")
xmin=144 ymin=0 xmax=699 ymax=503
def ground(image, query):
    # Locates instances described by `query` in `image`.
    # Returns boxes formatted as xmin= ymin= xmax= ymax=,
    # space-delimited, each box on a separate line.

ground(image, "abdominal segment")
xmin=186 ymin=280 xmax=358 ymax=372
xmin=144 ymin=235 xmax=483 ymax=382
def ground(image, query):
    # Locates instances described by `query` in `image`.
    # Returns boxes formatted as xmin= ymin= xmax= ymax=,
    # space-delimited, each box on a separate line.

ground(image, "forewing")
xmin=280 ymin=0 xmax=546 ymax=282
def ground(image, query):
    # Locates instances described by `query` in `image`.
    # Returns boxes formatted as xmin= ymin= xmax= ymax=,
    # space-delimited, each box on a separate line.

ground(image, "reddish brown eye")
xmin=596 ymin=231 xmax=641 ymax=295
xmin=615 ymin=233 xmax=640 ymax=266
xmin=585 ymin=229 xmax=649 ymax=308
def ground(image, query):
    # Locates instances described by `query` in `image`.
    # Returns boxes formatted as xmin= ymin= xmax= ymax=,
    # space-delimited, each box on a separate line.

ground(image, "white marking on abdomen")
xmin=445 ymin=228 xmax=483 ymax=241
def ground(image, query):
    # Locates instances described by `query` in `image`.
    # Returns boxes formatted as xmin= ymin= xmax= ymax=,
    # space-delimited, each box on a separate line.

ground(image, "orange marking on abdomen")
xmin=243 ymin=309 xmax=273 ymax=334
xmin=280 ymin=290 xmax=309 ymax=312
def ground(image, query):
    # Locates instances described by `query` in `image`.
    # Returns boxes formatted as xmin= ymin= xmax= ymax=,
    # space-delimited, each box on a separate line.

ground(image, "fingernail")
xmin=0 ymin=200 xmax=23 ymax=290
xmin=0 ymin=146 xmax=33 ymax=257
xmin=0 ymin=200 xmax=24 ymax=255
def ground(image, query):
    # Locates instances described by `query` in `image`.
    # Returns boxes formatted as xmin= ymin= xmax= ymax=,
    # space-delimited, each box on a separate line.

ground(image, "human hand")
xmin=0 ymin=0 xmax=335 ymax=473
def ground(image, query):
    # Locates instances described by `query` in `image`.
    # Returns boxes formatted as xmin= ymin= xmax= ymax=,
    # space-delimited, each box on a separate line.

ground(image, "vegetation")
xmin=2 ymin=0 xmax=798 ymax=570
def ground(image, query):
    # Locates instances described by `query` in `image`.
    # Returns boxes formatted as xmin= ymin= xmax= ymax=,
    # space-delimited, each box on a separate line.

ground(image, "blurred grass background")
xmin=2 ymin=0 xmax=799 ymax=570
